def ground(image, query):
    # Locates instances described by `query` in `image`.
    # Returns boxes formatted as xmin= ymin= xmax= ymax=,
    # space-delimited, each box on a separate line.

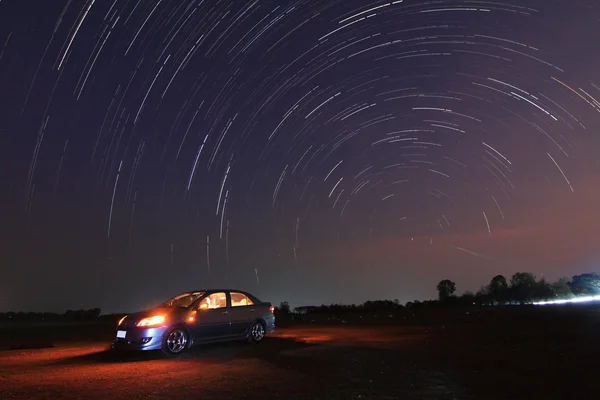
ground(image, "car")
xmin=112 ymin=289 xmax=275 ymax=355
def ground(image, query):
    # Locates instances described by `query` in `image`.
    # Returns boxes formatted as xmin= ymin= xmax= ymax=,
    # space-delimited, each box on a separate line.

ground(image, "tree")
xmin=436 ymin=279 xmax=456 ymax=301
xmin=476 ymin=285 xmax=492 ymax=305
xmin=551 ymin=277 xmax=573 ymax=298
xmin=458 ymin=291 xmax=475 ymax=306
xmin=488 ymin=275 xmax=509 ymax=305
xmin=568 ymin=273 xmax=600 ymax=296
xmin=532 ymin=278 xmax=555 ymax=301
xmin=278 ymin=301 xmax=291 ymax=314
xmin=510 ymin=272 xmax=537 ymax=304
xmin=85 ymin=308 xmax=102 ymax=319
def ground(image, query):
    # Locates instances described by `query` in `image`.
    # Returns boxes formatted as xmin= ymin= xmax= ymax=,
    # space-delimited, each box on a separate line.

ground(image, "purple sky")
xmin=1 ymin=0 xmax=599 ymax=313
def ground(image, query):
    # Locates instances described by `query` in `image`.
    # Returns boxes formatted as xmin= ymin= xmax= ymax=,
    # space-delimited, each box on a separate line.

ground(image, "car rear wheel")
xmin=248 ymin=321 xmax=265 ymax=344
xmin=162 ymin=327 xmax=188 ymax=355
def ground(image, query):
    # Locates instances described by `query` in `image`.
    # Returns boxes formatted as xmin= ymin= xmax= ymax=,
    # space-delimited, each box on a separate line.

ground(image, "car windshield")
xmin=159 ymin=292 xmax=205 ymax=308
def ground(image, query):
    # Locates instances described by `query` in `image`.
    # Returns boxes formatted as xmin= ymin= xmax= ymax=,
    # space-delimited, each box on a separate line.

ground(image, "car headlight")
xmin=136 ymin=315 xmax=166 ymax=327
xmin=118 ymin=315 xmax=127 ymax=326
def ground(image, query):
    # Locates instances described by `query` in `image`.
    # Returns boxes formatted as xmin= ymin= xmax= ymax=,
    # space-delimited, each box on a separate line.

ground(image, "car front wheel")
xmin=162 ymin=327 xmax=188 ymax=355
xmin=248 ymin=321 xmax=265 ymax=343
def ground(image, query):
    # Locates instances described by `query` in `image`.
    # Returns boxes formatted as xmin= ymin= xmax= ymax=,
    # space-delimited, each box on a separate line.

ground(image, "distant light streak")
xmin=219 ymin=190 xmax=229 ymax=239
xmin=510 ymin=91 xmax=557 ymax=121
xmin=547 ymin=153 xmax=574 ymax=192
xmin=482 ymin=142 xmax=512 ymax=165
xmin=187 ymin=134 xmax=209 ymax=191
xmin=273 ymin=165 xmax=288 ymax=206
xmin=482 ymin=212 xmax=491 ymax=234
xmin=339 ymin=3 xmax=391 ymax=24
xmin=57 ymin=0 xmax=96 ymax=70
xmin=429 ymin=169 xmax=450 ymax=178
xmin=305 ymin=92 xmax=341 ymax=118
xmin=442 ymin=215 xmax=450 ymax=227
xmin=340 ymin=103 xmax=376 ymax=120
xmin=216 ymin=163 xmax=231 ymax=215
xmin=487 ymin=77 xmax=529 ymax=95
xmin=107 ymin=160 xmax=122 ymax=238
xmin=134 ymin=62 xmax=165 ymax=123
xmin=449 ymin=246 xmax=495 ymax=261
xmin=333 ymin=189 xmax=345 ymax=208
xmin=552 ymin=77 xmax=600 ymax=112
xmin=534 ymin=295 xmax=600 ymax=306
xmin=354 ymin=165 xmax=372 ymax=180
xmin=340 ymin=200 xmax=350 ymax=216
xmin=26 ymin=116 xmax=49 ymax=208
xmin=420 ymin=7 xmax=489 ymax=13
xmin=329 ymin=177 xmax=343 ymax=197
xmin=176 ymin=106 xmax=201 ymax=160
xmin=324 ymin=160 xmax=343 ymax=181
xmin=492 ymin=196 xmax=505 ymax=219
xmin=430 ymin=124 xmax=466 ymax=133
xmin=579 ymin=88 xmax=600 ymax=109
xmin=125 ymin=0 xmax=162 ymax=56
xmin=76 ymin=16 xmax=119 ymax=100
xmin=319 ymin=18 xmax=364 ymax=41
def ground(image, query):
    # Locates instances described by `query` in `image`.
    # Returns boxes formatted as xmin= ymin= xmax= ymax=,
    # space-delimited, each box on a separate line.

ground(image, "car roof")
xmin=180 ymin=290 xmax=262 ymax=304
xmin=189 ymin=289 xmax=249 ymax=293
xmin=187 ymin=289 xmax=255 ymax=296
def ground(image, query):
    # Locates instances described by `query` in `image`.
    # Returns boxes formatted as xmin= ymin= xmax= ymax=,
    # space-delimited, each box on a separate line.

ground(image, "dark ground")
xmin=1 ymin=304 xmax=600 ymax=399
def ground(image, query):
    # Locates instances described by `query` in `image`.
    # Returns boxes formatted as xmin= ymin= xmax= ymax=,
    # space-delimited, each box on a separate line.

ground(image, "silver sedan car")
xmin=112 ymin=289 xmax=275 ymax=355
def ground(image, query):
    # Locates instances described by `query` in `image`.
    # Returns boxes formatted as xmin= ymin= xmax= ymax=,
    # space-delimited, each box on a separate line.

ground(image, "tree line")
xmin=273 ymin=272 xmax=600 ymax=316
xmin=436 ymin=272 xmax=600 ymax=305
xmin=0 ymin=308 xmax=103 ymax=322
xmin=2 ymin=272 xmax=598 ymax=320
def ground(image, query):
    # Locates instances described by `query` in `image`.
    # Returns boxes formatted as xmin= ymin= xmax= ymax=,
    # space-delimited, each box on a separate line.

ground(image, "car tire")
xmin=162 ymin=326 xmax=189 ymax=355
xmin=247 ymin=321 xmax=266 ymax=344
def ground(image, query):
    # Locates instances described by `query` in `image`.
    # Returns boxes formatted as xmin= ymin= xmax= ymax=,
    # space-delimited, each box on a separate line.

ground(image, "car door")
xmin=227 ymin=291 xmax=256 ymax=336
xmin=192 ymin=292 xmax=231 ymax=341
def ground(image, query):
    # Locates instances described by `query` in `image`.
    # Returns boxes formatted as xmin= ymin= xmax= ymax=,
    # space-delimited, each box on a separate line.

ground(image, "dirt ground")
xmin=1 ymin=305 xmax=600 ymax=399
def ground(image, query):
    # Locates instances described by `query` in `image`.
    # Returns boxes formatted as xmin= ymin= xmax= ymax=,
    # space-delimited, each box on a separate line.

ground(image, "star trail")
xmin=1 ymin=0 xmax=600 ymax=312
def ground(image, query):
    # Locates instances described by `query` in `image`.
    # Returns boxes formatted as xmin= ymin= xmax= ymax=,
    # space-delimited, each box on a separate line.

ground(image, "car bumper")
xmin=111 ymin=326 xmax=168 ymax=351
xmin=265 ymin=316 xmax=276 ymax=334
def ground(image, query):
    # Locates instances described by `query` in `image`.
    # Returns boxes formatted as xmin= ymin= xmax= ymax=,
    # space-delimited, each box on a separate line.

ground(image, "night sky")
xmin=2 ymin=0 xmax=600 ymax=313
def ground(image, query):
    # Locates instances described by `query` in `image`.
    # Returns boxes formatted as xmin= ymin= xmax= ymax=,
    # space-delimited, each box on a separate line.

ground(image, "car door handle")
xmin=249 ymin=309 xmax=255 ymax=312
xmin=221 ymin=310 xmax=228 ymax=314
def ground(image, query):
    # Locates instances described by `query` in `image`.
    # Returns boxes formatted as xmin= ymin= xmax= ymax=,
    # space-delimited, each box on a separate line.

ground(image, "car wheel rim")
xmin=167 ymin=329 xmax=187 ymax=353
xmin=251 ymin=323 xmax=264 ymax=341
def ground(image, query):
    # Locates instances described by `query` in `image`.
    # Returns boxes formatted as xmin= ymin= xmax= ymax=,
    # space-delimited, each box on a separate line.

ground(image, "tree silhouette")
xmin=510 ymin=272 xmax=537 ymax=304
xmin=475 ymin=285 xmax=492 ymax=305
xmin=488 ymin=275 xmax=509 ymax=305
xmin=569 ymin=273 xmax=600 ymax=296
xmin=437 ymin=279 xmax=456 ymax=301
xmin=278 ymin=301 xmax=291 ymax=314
xmin=532 ymin=278 xmax=555 ymax=301
xmin=551 ymin=277 xmax=573 ymax=298
xmin=458 ymin=291 xmax=476 ymax=306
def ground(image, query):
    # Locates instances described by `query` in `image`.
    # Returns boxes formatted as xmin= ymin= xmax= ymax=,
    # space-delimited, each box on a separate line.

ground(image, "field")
xmin=1 ymin=304 xmax=599 ymax=399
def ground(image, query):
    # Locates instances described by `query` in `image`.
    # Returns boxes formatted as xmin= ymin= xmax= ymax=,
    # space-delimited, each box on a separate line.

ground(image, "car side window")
xmin=198 ymin=292 xmax=227 ymax=310
xmin=230 ymin=292 xmax=254 ymax=307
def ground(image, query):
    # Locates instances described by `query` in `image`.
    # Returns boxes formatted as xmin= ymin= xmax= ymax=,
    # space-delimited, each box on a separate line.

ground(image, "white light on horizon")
xmin=534 ymin=294 xmax=600 ymax=306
